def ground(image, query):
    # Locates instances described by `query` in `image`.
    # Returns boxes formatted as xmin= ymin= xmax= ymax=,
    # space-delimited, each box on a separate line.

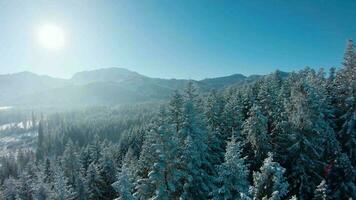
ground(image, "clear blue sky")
xmin=0 ymin=0 xmax=355 ymax=79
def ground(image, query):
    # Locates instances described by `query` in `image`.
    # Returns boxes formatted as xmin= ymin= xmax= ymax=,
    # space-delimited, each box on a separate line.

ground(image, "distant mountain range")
xmin=0 ymin=67 xmax=271 ymax=107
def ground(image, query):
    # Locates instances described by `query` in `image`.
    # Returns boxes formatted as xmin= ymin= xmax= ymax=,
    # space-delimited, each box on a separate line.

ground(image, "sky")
xmin=0 ymin=0 xmax=355 ymax=80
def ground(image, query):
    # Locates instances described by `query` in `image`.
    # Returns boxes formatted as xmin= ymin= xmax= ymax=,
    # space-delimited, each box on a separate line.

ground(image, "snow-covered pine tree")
xmin=32 ymin=165 xmax=52 ymax=200
xmin=147 ymin=111 xmax=181 ymax=199
xmin=79 ymin=146 xmax=92 ymax=176
xmin=313 ymin=180 xmax=327 ymax=200
xmin=1 ymin=176 xmax=17 ymax=200
xmin=169 ymin=90 xmax=184 ymax=134
xmin=205 ymin=90 xmax=225 ymax=131
xmin=112 ymin=164 xmax=136 ymax=200
xmin=242 ymin=104 xmax=271 ymax=169
xmin=327 ymin=153 xmax=356 ymax=199
xmin=36 ymin=119 xmax=45 ymax=161
xmin=134 ymin=130 xmax=158 ymax=199
xmin=179 ymin=82 xmax=214 ymax=200
xmin=43 ymin=158 xmax=53 ymax=184
xmin=212 ymin=136 xmax=249 ymax=200
xmin=88 ymin=134 xmax=102 ymax=164
xmin=333 ymin=40 xmax=356 ymax=165
xmin=85 ymin=162 xmax=104 ymax=200
xmin=205 ymin=90 xmax=226 ymax=166
xmin=98 ymin=146 xmax=118 ymax=200
xmin=16 ymin=171 xmax=34 ymax=200
xmin=277 ymin=71 xmax=340 ymax=199
xmin=61 ymin=140 xmax=80 ymax=187
xmin=256 ymin=70 xmax=284 ymax=131
xmin=221 ymin=91 xmax=244 ymax=141
xmin=250 ymin=153 xmax=289 ymax=200
xmin=53 ymin=165 xmax=76 ymax=200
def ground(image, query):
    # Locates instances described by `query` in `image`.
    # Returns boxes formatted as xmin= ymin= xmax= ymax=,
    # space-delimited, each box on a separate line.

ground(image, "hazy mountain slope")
xmin=198 ymin=74 xmax=250 ymax=90
xmin=71 ymin=67 xmax=144 ymax=84
xmin=0 ymin=72 xmax=69 ymax=105
xmin=0 ymin=67 xmax=269 ymax=107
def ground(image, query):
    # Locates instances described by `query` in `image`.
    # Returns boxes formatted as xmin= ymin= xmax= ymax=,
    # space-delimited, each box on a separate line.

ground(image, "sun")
xmin=37 ymin=24 xmax=65 ymax=50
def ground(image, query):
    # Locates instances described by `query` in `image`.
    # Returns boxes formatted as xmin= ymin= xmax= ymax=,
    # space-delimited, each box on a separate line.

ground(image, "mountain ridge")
xmin=0 ymin=67 xmax=278 ymax=107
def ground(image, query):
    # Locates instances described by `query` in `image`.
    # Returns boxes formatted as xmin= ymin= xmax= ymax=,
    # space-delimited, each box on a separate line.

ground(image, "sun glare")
xmin=37 ymin=24 xmax=65 ymax=50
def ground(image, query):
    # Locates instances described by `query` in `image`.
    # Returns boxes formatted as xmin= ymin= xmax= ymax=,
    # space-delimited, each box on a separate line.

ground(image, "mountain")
xmin=71 ymin=67 xmax=144 ymax=84
xmin=0 ymin=68 xmax=264 ymax=107
xmin=0 ymin=72 xmax=69 ymax=104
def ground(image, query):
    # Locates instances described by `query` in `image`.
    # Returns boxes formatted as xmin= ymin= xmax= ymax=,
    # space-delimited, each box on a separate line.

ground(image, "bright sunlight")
xmin=37 ymin=23 xmax=65 ymax=50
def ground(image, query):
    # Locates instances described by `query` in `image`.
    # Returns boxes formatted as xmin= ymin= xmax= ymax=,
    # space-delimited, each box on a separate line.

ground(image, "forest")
xmin=0 ymin=40 xmax=354 ymax=200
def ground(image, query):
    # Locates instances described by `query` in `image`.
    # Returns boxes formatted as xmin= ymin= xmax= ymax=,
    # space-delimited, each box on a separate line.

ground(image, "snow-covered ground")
xmin=0 ymin=120 xmax=37 ymax=156
xmin=0 ymin=121 xmax=33 ymax=131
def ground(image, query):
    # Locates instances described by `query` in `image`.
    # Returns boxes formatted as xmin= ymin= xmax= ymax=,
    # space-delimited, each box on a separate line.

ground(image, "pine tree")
xmin=88 ymin=134 xmax=102 ymax=164
xmin=222 ymin=91 xmax=244 ymax=140
xmin=334 ymin=39 xmax=356 ymax=165
xmin=62 ymin=140 xmax=80 ymax=187
xmin=147 ymin=116 xmax=181 ymax=199
xmin=205 ymin=90 xmax=226 ymax=166
xmin=134 ymin=131 xmax=157 ymax=199
xmin=169 ymin=90 xmax=184 ymax=134
xmin=250 ymin=153 xmax=289 ymax=200
xmin=74 ymin=174 xmax=87 ymax=200
xmin=98 ymin=146 xmax=118 ymax=199
xmin=280 ymin=74 xmax=338 ymax=199
xmin=205 ymin=90 xmax=224 ymax=131
xmin=85 ymin=163 xmax=104 ymax=200
xmin=79 ymin=146 xmax=92 ymax=176
xmin=16 ymin=171 xmax=34 ymax=200
xmin=327 ymin=153 xmax=356 ymax=199
xmin=313 ymin=180 xmax=327 ymax=200
xmin=36 ymin=119 xmax=45 ymax=161
xmin=53 ymin=166 xmax=76 ymax=200
xmin=242 ymin=104 xmax=271 ymax=169
xmin=34 ymin=163 xmax=53 ymax=200
xmin=1 ymin=177 xmax=17 ymax=200
xmin=256 ymin=71 xmax=284 ymax=131
xmin=112 ymin=164 xmax=136 ymax=200
xmin=31 ymin=111 xmax=36 ymax=131
xmin=179 ymin=83 xmax=214 ymax=200
xmin=43 ymin=158 xmax=53 ymax=183
xmin=212 ymin=137 xmax=249 ymax=200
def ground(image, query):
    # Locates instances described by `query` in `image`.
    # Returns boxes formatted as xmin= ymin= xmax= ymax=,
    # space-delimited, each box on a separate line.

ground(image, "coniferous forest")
xmin=0 ymin=41 xmax=354 ymax=200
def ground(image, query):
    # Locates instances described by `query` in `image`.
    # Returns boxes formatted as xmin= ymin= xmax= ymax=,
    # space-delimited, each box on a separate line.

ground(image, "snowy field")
xmin=0 ymin=120 xmax=37 ymax=156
